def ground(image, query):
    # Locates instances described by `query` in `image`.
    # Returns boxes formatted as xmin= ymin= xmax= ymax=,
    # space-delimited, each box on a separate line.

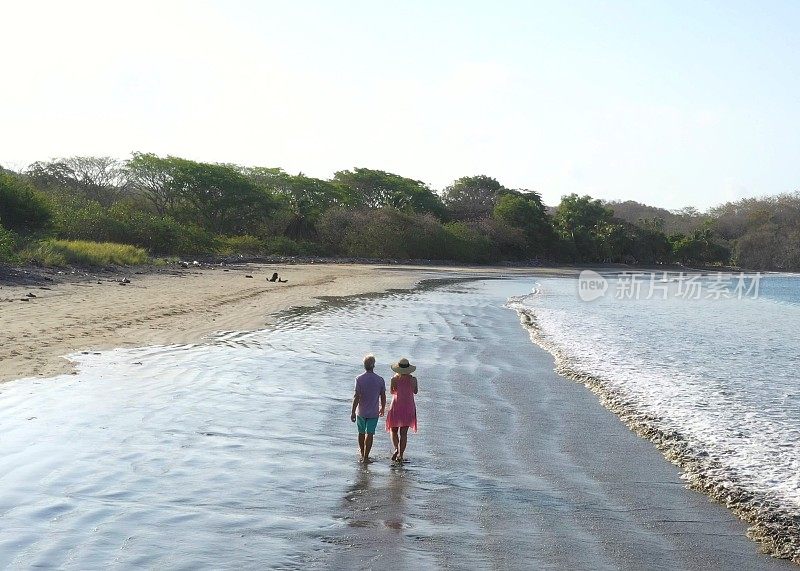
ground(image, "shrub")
xmin=263 ymin=236 xmax=322 ymax=256
xmin=52 ymin=201 xmax=125 ymax=242
xmin=443 ymin=222 xmax=493 ymax=263
xmin=216 ymin=235 xmax=265 ymax=256
xmin=110 ymin=206 xmax=183 ymax=254
xmin=317 ymin=208 xmax=447 ymax=259
xmin=51 ymin=201 xmax=216 ymax=256
xmin=173 ymin=223 xmax=216 ymax=256
xmin=0 ymin=172 xmax=53 ymax=234
xmin=470 ymin=218 xmax=528 ymax=260
xmin=315 ymin=207 xmax=496 ymax=262
xmin=315 ymin=208 xmax=362 ymax=253
xmin=22 ymin=240 xmax=148 ymax=266
xmin=0 ymin=224 xmax=18 ymax=263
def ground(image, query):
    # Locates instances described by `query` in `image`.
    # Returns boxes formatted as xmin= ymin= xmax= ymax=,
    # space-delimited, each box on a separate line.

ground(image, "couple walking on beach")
xmin=350 ymin=354 xmax=418 ymax=464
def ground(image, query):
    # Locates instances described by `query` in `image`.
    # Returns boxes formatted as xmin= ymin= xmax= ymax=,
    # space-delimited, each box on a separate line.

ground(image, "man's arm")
xmin=351 ymin=391 xmax=360 ymax=422
xmin=379 ymin=389 xmax=386 ymax=417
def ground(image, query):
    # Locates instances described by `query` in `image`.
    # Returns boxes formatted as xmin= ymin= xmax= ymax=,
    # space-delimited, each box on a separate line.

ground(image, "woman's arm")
xmin=412 ymin=376 xmax=418 ymax=394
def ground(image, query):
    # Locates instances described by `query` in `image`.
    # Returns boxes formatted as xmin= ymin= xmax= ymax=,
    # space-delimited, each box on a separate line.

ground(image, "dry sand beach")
xmin=0 ymin=264 xmax=794 ymax=569
xmin=0 ymin=263 xmax=578 ymax=384
xmin=0 ymin=263 xmax=457 ymax=384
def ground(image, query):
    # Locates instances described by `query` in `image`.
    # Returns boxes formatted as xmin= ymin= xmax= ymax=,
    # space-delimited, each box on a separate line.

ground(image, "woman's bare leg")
xmin=391 ymin=428 xmax=399 ymax=460
xmin=398 ymin=426 xmax=409 ymax=461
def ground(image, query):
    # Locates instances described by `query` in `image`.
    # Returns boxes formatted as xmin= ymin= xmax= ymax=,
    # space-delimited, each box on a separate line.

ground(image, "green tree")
xmin=333 ymin=168 xmax=445 ymax=217
xmin=126 ymin=153 xmax=181 ymax=216
xmin=492 ymin=190 xmax=554 ymax=256
xmin=553 ymin=194 xmax=615 ymax=262
xmin=27 ymin=157 xmax=128 ymax=206
xmin=627 ymin=223 xmax=672 ymax=264
xmin=442 ymin=175 xmax=505 ymax=220
xmin=170 ymin=159 xmax=277 ymax=234
xmin=243 ymin=167 xmax=344 ymax=238
xmin=669 ymin=228 xmax=729 ymax=265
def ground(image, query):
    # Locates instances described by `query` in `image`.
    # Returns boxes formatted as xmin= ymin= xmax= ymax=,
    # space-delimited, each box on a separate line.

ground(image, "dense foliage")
xmin=0 ymin=152 xmax=791 ymax=268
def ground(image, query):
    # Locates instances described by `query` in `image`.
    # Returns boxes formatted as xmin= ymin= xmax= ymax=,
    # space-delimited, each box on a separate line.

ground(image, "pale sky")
xmin=2 ymin=0 xmax=799 ymax=209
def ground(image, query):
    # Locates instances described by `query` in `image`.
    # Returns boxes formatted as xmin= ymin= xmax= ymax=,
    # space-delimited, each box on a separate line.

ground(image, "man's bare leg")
xmin=364 ymin=433 xmax=374 ymax=462
xmin=398 ymin=426 xmax=409 ymax=462
xmin=358 ymin=433 xmax=366 ymax=461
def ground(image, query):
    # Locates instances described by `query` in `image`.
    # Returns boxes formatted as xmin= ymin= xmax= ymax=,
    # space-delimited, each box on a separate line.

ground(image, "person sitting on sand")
xmin=350 ymin=354 xmax=386 ymax=463
xmin=385 ymin=358 xmax=418 ymax=463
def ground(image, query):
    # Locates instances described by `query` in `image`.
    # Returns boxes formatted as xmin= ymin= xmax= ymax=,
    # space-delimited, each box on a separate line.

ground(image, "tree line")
xmin=0 ymin=153 xmax=793 ymax=269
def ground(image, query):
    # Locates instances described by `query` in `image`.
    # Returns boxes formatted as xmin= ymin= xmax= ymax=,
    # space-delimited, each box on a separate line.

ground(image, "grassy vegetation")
xmin=22 ymin=240 xmax=149 ymax=267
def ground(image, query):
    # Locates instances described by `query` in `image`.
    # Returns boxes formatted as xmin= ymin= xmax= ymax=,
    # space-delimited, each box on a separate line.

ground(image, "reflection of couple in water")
xmin=350 ymin=354 xmax=418 ymax=464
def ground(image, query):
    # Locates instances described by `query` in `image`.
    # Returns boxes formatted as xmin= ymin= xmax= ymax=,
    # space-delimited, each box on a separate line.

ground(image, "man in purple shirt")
xmin=350 ymin=354 xmax=386 ymax=463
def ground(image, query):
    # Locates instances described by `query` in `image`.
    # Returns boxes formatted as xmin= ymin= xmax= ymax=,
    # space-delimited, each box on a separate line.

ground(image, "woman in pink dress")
xmin=385 ymin=358 xmax=418 ymax=463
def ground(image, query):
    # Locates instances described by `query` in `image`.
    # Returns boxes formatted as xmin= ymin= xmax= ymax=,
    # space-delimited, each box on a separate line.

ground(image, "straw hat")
xmin=391 ymin=358 xmax=416 ymax=374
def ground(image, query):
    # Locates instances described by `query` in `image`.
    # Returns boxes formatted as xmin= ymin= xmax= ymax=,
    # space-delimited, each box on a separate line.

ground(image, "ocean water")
xmin=0 ymin=277 xmax=794 ymax=569
xmin=510 ymin=272 xmax=800 ymax=538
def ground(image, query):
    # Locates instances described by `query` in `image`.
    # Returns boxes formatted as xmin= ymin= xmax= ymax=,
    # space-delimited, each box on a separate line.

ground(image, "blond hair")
xmin=363 ymin=354 xmax=376 ymax=371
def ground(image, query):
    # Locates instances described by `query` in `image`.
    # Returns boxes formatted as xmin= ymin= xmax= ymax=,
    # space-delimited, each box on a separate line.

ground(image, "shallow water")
xmin=0 ymin=278 xmax=792 ymax=569
xmin=512 ymin=273 xmax=800 ymax=523
xmin=0 ymin=280 xmax=520 ymax=569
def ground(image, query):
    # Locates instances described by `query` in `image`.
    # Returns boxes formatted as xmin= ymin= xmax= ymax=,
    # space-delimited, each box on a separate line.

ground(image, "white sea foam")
xmin=509 ymin=275 xmax=800 ymax=514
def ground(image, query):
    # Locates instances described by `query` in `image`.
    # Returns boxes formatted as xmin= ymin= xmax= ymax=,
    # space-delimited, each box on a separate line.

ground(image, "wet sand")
xmin=323 ymin=280 xmax=793 ymax=570
xmin=0 ymin=278 xmax=792 ymax=569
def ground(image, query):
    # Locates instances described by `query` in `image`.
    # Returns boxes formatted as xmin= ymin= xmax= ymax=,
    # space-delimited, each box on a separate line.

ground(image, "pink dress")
xmin=385 ymin=374 xmax=418 ymax=432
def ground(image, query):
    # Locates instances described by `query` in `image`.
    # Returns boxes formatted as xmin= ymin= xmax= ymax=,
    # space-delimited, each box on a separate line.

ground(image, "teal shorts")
xmin=356 ymin=416 xmax=379 ymax=434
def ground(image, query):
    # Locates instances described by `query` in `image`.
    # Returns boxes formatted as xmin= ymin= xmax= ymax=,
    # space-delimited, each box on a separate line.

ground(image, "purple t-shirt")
xmin=354 ymin=371 xmax=386 ymax=418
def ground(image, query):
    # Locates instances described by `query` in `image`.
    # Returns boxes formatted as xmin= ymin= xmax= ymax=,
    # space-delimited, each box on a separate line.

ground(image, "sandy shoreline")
xmin=0 ymin=265 xmax=795 ymax=568
xmin=0 ymin=263 xmax=568 ymax=384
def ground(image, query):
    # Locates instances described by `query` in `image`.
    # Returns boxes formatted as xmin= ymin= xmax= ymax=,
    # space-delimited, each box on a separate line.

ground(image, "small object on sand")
xmin=19 ymin=298 xmax=29 ymax=302
xmin=39 ymin=287 xmax=51 ymax=290
xmin=26 ymin=293 xmax=36 ymax=298
xmin=119 ymin=282 xmax=128 ymax=286
xmin=245 ymin=275 xmax=254 ymax=278
xmin=181 ymin=261 xmax=189 ymax=268
xmin=269 ymin=272 xmax=288 ymax=283
xmin=223 ymin=269 xmax=229 ymax=272
xmin=119 ymin=278 xmax=130 ymax=284
xmin=192 ymin=260 xmax=201 ymax=266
